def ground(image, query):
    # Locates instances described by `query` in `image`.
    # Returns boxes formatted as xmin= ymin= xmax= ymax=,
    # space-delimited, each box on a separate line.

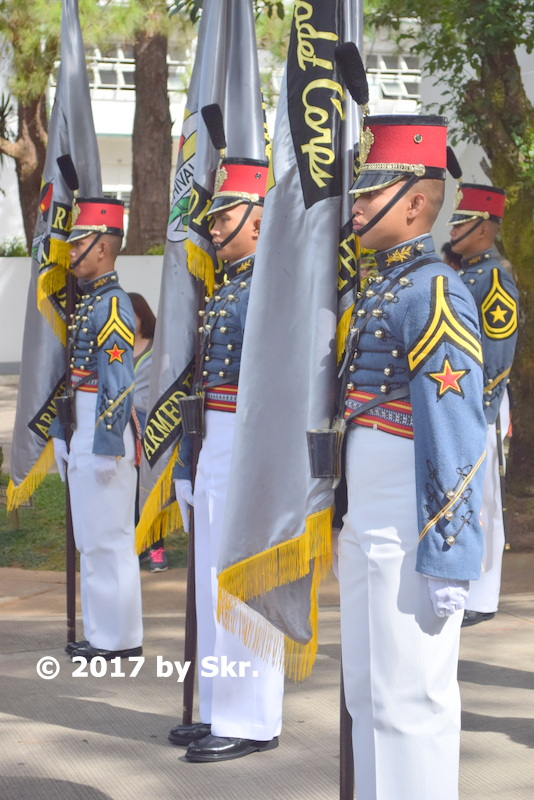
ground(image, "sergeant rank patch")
xmin=481 ymin=268 xmax=518 ymax=339
xmin=97 ymin=296 xmax=135 ymax=348
xmin=408 ymin=275 xmax=482 ymax=375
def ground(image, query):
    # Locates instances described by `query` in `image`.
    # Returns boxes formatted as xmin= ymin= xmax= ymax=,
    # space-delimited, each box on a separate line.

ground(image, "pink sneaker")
xmin=149 ymin=547 xmax=169 ymax=572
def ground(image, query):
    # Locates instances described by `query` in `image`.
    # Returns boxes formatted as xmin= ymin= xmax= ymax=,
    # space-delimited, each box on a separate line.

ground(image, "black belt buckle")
xmin=178 ymin=393 xmax=205 ymax=436
xmin=306 ymin=417 xmax=345 ymax=488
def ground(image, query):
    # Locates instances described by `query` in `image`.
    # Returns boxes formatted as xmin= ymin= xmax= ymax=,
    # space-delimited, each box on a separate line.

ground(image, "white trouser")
xmin=339 ymin=426 xmax=463 ymax=800
xmin=467 ymin=391 xmax=509 ymax=612
xmin=194 ymin=410 xmax=284 ymax=740
xmin=68 ymin=391 xmax=143 ymax=651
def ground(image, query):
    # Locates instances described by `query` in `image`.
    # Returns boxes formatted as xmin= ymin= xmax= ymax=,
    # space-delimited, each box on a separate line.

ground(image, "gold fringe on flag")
xmin=36 ymin=257 xmax=69 ymax=344
xmin=218 ymin=505 xmax=332 ymax=680
xmin=336 ymin=303 xmax=354 ymax=363
xmin=185 ymin=240 xmax=215 ymax=296
xmin=6 ymin=438 xmax=55 ymax=511
xmin=135 ymin=443 xmax=183 ymax=553
xmin=219 ymin=551 xmax=328 ymax=682
xmin=37 ymin=262 xmax=67 ymax=309
xmin=48 ymin=237 xmax=71 ymax=270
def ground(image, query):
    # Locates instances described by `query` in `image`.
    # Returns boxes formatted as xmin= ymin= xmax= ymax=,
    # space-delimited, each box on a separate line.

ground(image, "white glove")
xmin=174 ymin=479 xmax=194 ymax=533
xmin=93 ymin=454 xmax=118 ymax=484
xmin=427 ymin=577 xmax=470 ymax=618
xmin=53 ymin=438 xmax=69 ymax=482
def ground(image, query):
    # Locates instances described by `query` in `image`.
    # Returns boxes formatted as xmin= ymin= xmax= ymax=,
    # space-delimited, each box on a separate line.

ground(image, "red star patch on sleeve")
xmin=426 ymin=356 xmax=470 ymax=399
xmin=105 ymin=342 xmax=126 ymax=364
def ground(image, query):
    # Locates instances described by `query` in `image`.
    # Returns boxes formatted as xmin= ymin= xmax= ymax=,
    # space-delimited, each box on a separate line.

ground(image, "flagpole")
xmin=182 ymin=277 xmax=206 ymax=724
xmin=65 ymin=484 xmax=77 ymax=642
xmin=65 ymin=269 xmax=77 ymax=643
xmin=340 ymin=667 xmax=354 ymax=800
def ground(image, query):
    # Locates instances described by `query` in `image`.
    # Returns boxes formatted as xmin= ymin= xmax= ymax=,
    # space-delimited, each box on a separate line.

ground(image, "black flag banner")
xmin=217 ymin=0 xmax=362 ymax=680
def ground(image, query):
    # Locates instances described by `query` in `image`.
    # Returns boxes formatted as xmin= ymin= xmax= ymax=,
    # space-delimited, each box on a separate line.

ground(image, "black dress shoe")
xmin=65 ymin=640 xmax=89 ymax=655
xmin=461 ymin=610 xmax=496 ymax=628
xmin=168 ymin=722 xmax=211 ymax=746
xmin=70 ymin=644 xmax=143 ymax=660
xmin=185 ymin=734 xmax=279 ymax=762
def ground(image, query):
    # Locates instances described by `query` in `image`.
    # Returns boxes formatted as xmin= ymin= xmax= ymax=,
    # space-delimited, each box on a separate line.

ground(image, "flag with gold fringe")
xmin=136 ymin=0 xmax=267 ymax=551
xmin=217 ymin=0 xmax=363 ymax=681
xmin=8 ymin=0 xmax=102 ymax=510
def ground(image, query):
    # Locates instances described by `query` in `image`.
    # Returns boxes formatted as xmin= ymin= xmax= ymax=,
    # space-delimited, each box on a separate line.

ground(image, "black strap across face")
xmin=213 ymin=203 xmax=255 ymax=251
xmin=450 ymin=217 xmax=484 ymax=246
xmin=355 ymin=174 xmax=420 ymax=238
xmin=69 ymin=232 xmax=104 ymax=270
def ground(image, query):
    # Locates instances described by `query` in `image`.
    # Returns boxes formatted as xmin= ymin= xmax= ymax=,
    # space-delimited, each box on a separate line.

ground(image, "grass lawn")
xmin=0 ymin=473 xmax=189 ymax=571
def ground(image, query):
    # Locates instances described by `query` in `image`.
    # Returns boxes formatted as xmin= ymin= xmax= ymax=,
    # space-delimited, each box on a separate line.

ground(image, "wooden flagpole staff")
xmin=56 ymin=154 xmax=80 ymax=646
xmin=181 ymin=278 xmax=207 ymax=725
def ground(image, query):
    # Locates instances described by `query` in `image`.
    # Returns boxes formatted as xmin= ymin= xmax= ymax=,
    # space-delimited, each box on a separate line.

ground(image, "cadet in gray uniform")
xmin=169 ymin=149 xmax=284 ymax=763
xmin=51 ymin=198 xmax=143 ymax=660
xmin=337 ymin=113 xmax=487 ymax=800
xmin=449 ymin=183 xmax=519 ymax=626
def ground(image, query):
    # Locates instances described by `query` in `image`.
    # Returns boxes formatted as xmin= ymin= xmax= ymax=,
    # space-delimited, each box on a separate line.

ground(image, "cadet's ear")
xmin=99 ymin=238 xmax=110 ymax=259
xmin=407 ymin=190 xmax=427 ymax=219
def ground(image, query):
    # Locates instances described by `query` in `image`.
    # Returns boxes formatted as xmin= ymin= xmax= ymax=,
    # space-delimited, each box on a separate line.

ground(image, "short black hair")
xmin=128 ymin=292 xmax=156 ymax=338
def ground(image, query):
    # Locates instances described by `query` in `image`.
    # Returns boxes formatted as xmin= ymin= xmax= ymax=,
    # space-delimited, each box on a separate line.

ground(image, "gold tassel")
xmin=48 ymin=238 xmax=71 ymax=270
xmin=6 ymin=439 xmax=55 ymax=510
xmin=37 ymin=263 xmax=67 ymax=307
xmin=185 ymin=240 xmax=215 ymax=296
xmin=218 ymin=506 xmax=332 ymax=601
xmin=336 ymin=304 xmax=354 ymax=363
xmin=217 ymin=506 xmax=332 ymax=680
xmin=218 ymin=545 xmax=331 ymax=682
xmin=135 ymin=444 xmax=182 ymax=552
xmin=37 ymin=264 xmax=67 ymax=344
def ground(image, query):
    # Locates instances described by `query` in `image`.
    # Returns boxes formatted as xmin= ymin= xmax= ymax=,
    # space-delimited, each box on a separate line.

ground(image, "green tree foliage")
xmin=367 ymin=0 xmax=534 ymax=491
xmin=170 ymin=0 xmax=286 ymax=24
xmin=0 ymin=0 xmax=107 ymax=247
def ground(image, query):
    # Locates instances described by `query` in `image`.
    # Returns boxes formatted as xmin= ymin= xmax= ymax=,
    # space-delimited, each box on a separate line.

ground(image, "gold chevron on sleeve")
xmin=481 ymin=268 xmax=518 ymax=339
xmin=97 ymin=296 xmax=135 ymax=348
xmin=408 ymin=275 xmax=483 ymax=374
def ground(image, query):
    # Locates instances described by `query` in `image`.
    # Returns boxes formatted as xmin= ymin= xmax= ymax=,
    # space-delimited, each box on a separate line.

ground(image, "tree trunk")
xmin=461 ymin=45 xmax=534 ymax=494
xmin=125 ymin=30 xmax=172 ymax=254
xmin=4 ymin=95 xmax=48 ymax=251
xmin=502 ymin=184 xmax=534 ymax=495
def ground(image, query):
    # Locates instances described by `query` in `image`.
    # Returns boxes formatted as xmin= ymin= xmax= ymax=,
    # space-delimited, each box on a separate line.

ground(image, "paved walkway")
xmin=0 ymin=377 xmax=533 ymax=799
xmin=0 ymin=556 xmax=533 ymax=800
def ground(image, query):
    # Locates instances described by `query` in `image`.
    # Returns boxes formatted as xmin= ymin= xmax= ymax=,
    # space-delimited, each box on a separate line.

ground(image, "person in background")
xmin=449 ymin=183 xmax=519 ymax=626
xmin=128 ymin=292 xmax=169 ymax=573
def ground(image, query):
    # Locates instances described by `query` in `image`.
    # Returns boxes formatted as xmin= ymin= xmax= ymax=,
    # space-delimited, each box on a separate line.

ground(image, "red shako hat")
xmin=67 ymin=198 xmax=125 ymax=242
xmin=209 ymin=158 xmax=269 ymax=214
xmin=448 ymin=183 xmax=506 ymax=226
xmin=351 ymin=114 xmax=448 ymax=194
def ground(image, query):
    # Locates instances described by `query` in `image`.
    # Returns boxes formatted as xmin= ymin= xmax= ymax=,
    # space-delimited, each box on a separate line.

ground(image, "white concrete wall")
xmin=0 ymin=255 xmax=163 ymax=372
